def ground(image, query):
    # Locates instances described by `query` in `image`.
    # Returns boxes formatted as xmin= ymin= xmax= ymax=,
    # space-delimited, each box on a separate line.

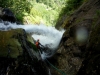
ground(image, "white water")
xmin=0 ymin=22 xmax=64 ymax=59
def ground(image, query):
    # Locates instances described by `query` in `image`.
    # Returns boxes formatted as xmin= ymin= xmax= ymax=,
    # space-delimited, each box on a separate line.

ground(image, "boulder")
xmin=0 ymin=7 xmax=16 ymax=23
xmin=0 ymin=28 xmax=49 ymax=75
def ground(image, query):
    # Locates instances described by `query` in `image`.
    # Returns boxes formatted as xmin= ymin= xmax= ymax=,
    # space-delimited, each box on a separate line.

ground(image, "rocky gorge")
xmin=0 ymin=7 xmax=50 ymax=75
xmin=0 ymin=28 xmax=50 ymax=75
xmin=52 ymin=0 xmax=100 ymax=75
xmin=0 ymin=0 xmax=100 ymax=75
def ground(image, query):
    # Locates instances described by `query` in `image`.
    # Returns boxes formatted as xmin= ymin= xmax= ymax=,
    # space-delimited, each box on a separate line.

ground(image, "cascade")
xmin=0 ymin=22 xmax=64 ymax=60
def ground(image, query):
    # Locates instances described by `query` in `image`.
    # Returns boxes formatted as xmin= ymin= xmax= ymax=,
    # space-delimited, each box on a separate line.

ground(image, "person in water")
xmin=35 ymin=39 xmax=43 ymax=53
xmin=35 ymin=39 xmax=40 ymax=48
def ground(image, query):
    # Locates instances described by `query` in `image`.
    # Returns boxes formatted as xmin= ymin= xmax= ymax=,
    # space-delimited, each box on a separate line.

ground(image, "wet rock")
xmin=50 ymin=0 xmax=100 ymax=75
xmin=77 ymin=19 xmax=100 ymax=75
xmin=0 ymin=28 xmax=49 ymax=75
xmin=0 ymin=7 xmax=16 ymax=23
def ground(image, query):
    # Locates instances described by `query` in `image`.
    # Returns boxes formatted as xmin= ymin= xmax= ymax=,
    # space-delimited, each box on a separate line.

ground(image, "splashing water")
xmin=0 ymin=22 xmax=64 ymax=59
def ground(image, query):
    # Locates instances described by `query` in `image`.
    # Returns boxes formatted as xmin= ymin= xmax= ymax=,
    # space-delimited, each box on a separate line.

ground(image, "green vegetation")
xmin=55 ymin=0 xmax=84 ymax=28
xmin=59 ymin=0 xmax=84 ymax=18
xmin=0 ymin=0 xmax=31 ymax=23
xmin=0 ymin=0 xmax=85 ymax=26
xmin=27 ymin=41 xmax=38 ymax=51
xmin=26 ymin=0 xmax=66 ymax=26
xmin=0 ymin=0 xmax=66 ymax=26
xmin=60 ymin=0 xmax=83 ymax=15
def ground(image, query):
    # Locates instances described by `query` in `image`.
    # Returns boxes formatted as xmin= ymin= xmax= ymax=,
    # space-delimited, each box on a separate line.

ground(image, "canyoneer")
xmin=35 ymin=39 xmax=44 ymax=53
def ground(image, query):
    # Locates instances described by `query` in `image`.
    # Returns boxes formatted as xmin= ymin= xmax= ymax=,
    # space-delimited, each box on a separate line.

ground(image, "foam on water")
xmin=0 ymin=22 xmax=65 ymax=59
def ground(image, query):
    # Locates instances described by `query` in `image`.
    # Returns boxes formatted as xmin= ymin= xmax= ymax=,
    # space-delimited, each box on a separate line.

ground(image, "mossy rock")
xmin=0 ymin=29 xmax=26 ymax=58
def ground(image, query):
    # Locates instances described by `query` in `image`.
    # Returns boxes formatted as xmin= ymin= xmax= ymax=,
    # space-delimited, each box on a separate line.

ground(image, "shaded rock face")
xmin=0 ymin=29 xmax=49 ymax=75
xmin=0 ymin=7 xmax=16 ymax=23
xmin=55 ymin=15 xmax=67 ymax=30
xmin=77 ymin=22 xmax=100 ymax=75
xmin=51 ymin=0 xmax=100 ymax=75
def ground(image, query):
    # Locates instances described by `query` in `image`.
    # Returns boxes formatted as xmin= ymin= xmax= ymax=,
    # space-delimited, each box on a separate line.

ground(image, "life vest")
xmin=36 ymin=42 xmax=39 ymax=48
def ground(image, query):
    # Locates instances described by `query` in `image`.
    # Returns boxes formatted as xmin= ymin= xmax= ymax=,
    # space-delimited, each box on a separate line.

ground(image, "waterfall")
xmin=0 ymin=22 xmax=64 ymax=59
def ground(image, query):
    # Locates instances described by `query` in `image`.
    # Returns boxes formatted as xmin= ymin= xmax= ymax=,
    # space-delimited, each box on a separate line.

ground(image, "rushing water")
xmin=0 ymin=22 xmax=64 ymax=59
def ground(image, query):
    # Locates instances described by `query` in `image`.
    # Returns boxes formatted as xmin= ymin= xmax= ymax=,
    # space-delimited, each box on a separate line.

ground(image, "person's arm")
xmin=39 ymin=42 xmax=44 ymax=47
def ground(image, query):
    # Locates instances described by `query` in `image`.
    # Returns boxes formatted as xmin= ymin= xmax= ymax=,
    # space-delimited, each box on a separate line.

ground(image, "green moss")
xmin=27 ymin=33 xmax=35 ymax=44
xmin=8 ymin=39 xmax=23 ymax=58
xmin=26 ymin=33 xmax=38 ymax=51
xmin=0 ymin=28 xmax=39 ymax=58
xmin=0 ymin=29 xmax=24 ymax=58
xmin=27 ymin=41 xmax=38 ymax=52
xmin=62 ymin=16 xmax=71 ymax=28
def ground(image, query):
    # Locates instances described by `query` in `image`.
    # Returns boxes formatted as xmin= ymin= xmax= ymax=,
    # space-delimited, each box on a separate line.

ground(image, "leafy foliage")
xmin=0 ymin=0 xmax=31 ymax=23
xmin=0 ymin=0 xmax=66 ymax=25
xmin=59 ymin=0 xmax=84 ymax=17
